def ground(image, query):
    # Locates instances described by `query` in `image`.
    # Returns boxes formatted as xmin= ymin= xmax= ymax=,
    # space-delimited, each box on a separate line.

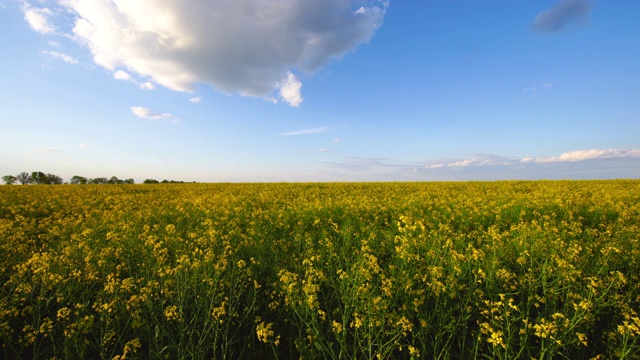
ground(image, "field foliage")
xmin=1 ymin=181 xmax=639 ymax=359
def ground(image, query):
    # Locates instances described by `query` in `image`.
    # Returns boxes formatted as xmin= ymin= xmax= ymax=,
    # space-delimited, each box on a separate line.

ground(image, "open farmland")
xmin=1 ymin=181 xmax=639 ymax=359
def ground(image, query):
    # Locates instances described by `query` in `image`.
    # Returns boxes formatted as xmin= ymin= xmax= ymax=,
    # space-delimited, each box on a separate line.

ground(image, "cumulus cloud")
xmin=532 ymin=0 xmax=592 ymax=33
xmin=40 ymin=50 xmax=78 ymax=64
xmin=521 ymin=149 xmax=640 ymax=163
xmin=189 ymin=96 xmax=201 ymax=103
xmin=22 ymin=3 xmax=55 ymax=34
xmin=131 ymin=106 xmax=180 ymax=124
xmin=280 ymin=127 xmax=328 ymax=136
xmin=22 ymin=0 xmax=387 ymax=105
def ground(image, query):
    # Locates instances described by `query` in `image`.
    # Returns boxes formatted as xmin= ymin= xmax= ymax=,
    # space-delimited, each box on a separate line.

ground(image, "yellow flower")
xmin=164 ymin=305 xmax=180 ymax=322
xmin=332 ymin=321 xmax=343 ymax=334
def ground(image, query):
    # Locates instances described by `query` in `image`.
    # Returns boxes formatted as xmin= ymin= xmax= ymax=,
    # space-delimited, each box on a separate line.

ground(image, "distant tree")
xmin=90 ymin=177 xmax=108 ymax=184
xmin=31 ymin=171 xmax=46 ymax=184
xmin=17 ymin=172 xmax=31 ymax=185
xmin=45 ymin=173 xmax=63 ymax=184
xmin=143 ymin=179 xmax=159 ymax=184
xmin=123 ymin=178 xmax=135 ymax=184
xmin=70 ymin=175 xmax=88 ymax=184
xmin=2 ymin=175 xmax=17 ymax=185
xmin=108 ymin=176 xmax=120 ymax=184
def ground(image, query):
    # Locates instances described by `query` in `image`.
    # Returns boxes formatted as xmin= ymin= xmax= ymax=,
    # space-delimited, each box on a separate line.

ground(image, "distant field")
xmin=1 ymin=181 xmax=639 ymax=359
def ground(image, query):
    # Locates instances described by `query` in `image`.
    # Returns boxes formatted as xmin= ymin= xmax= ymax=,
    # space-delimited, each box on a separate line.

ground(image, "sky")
xmin=1 ymin=0 xmax=639 ymax=182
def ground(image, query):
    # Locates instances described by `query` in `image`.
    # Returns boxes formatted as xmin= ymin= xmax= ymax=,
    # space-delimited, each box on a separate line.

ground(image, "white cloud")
xmin=521 ymin=149 xmax=640 ymax=163
xmin=426 ymin=163 xmax=445 ymax=169
xmin=279 ymin=72 xmax=303 ymax=107
xmin=79 ymin=143 xmax=91 ymax=149
xmin=131 ymin=106 xmax=180 ymax=124
xmin=40 ymin=50 xmax=78 ymax=64
xmin=422 ymin=149 xmax=640 ymax=170
xmin=189 ymin=96 xmax=201 ymax=103
xmin=280 ymin=127 xmax=328 ymax=136
xmin=23 ymin=3 xmax=55 ymax=34
xmin=425 ymin=155 xmax=512 ymax=169
xmin=114 ymin=70 xmax=132 ymax=81
xmin=27 ymin=0 xmax=387 ymax=104
xmin=140 ymin=82 xmax=155 ymax=90
xmin=321 ymin=149 xmax=640 ymax=181
xmin=446 ymin=158 xmax=481 ymax=167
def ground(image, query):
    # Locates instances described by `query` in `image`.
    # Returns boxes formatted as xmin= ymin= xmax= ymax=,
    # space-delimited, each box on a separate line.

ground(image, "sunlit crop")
xmin=1 ymin=181 xmax=639 ymax=359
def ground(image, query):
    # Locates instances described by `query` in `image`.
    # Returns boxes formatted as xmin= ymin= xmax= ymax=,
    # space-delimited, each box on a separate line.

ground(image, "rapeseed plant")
xmin=0 ymin=181 xmax=639 ymax=358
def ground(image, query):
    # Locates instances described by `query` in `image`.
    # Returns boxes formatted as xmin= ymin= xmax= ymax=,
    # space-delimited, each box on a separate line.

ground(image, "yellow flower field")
xmin=1 ymin=181 xmax=639 ymax=359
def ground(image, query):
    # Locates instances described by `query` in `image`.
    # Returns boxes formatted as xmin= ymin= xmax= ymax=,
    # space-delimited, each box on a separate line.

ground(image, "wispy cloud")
xmin=189 ymin=97 xmax=202 ymax=103
xmin=130 ymin=106 xmax=180 ymax=125
xmin=322 ymin=148 xmax=640 ymax=180
xmin=79 ymin=144 xmax=92 ymax=149
xmin=280 ymin=127 xmax=328 ymax=136
xmin=523 ymin=81 xmax=554 ymax=98
xmin=140 ymin=82 xmax=155 ymax=90
xmin=325 ymin=157 xmax=405 ymax=172
xmin=40 ymin=50 xmax=78 ymax=64
xmin=113 ymin=70 xmax=157 ymax=90
xmin=36 ymin=147 xmax=61 ymax=153
xmin=426 ymin=154 xmax=514 ymax=169
xmin=22 ymin=3 xmax=55 ymax=34
xmin=522 ymin=149 xmax=640 ymax=163
xmin=425 ymin=149 xmax=640 ymax=169
xmin=532 ymin=0 xmax=592 ymax=33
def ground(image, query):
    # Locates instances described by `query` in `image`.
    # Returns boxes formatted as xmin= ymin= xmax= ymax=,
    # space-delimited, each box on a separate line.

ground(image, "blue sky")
xmin=1 ymin=0 xmax=639 ymax=182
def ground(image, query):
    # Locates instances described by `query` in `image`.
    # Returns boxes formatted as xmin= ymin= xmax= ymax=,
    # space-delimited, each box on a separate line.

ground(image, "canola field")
xmin=1 ymin=181 xmax=639 ymax=359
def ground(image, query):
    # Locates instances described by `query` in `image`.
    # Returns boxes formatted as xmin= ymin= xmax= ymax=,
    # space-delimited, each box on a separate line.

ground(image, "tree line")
xmin=1 ymin=172 xmax=135 ymax=185
xmin=2 ymin=172 xmax=188 ymax=185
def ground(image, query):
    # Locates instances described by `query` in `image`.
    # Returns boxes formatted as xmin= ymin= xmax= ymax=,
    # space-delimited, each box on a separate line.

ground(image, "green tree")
xmin=143 ymin=179 xmax=159 ymax=184
xmin=31 ymin=171 xmax=46 ymax=184
xmin=2 ymin=175 xmax=17 ymax=185
xmin=16 ymin=172 xmax=31 ymax=184
xmin=45 ymin=173 xmax=63 ymax=184
xmin=70 ymin=175 xmax=88 ymax=184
